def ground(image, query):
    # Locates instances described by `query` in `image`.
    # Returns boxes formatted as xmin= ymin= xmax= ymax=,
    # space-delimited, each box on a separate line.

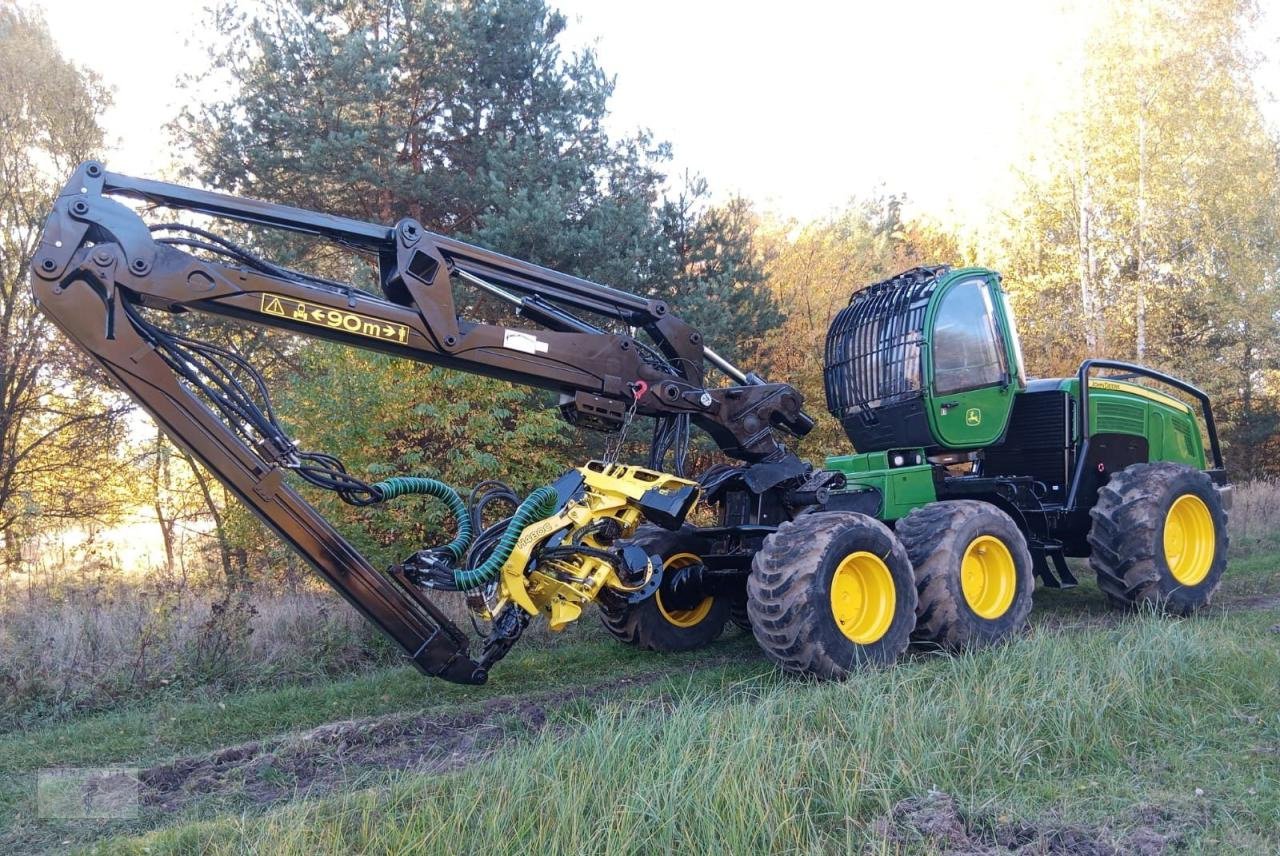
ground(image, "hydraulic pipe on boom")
xmin=458 ymin=265 xmax=760 ymax=388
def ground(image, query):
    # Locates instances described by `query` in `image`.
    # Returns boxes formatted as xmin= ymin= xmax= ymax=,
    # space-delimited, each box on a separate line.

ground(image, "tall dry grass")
xmin=0 ymin=576 xmax=405 ymax=729
xmin=0 ymin=568 xmax=598 ymax=729
xmin=1226 ymin=478 xmax=1280 ymax=555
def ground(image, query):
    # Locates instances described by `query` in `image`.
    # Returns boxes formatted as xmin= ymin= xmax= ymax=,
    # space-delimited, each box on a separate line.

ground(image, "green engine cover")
xmin=1060 ymin=377 xmax=1207 ymax=468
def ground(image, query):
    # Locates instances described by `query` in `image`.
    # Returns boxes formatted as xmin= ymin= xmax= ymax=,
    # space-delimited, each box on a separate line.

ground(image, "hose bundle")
xmin=453 ymin=486 xmax=560 ymax=590
xmin=378 ymin=477 xmax=562 ymax=591
xmin=371 ymin=477 xmax=473 ymax=562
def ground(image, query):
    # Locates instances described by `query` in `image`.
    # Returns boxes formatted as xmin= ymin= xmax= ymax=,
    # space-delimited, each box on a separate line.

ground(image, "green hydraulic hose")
xmin=454 ymin=485 xmax=561 ymax=591
xmin=372 ymin=477 xmax=562 ymax=591
xmin=371 ymin=477 xmax=472 ymax=563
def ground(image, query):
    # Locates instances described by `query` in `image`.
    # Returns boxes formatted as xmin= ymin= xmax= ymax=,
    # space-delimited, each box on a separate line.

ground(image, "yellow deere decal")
xmin=1089 ymin=379 xmax=1190 ymax=413
xmin=965 ymin=407 xmax=982 ymax=426
xmin=258 ymin=293 xmax=408 ymax=344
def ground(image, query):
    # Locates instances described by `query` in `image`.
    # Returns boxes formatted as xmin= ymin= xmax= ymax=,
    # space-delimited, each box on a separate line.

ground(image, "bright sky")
xmin=37 ymin=0 xmax=1280 ymax=229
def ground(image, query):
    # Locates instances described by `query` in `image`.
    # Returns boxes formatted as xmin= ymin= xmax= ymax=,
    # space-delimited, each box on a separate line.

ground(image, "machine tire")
xmin=746 ymin=512 xmax=916 ymax=679
xmin=599 ymin=524 xmax=729 ymax=651
xmin=1088 ymin=462 xmax=1227 ymax=615
xmin=896 ymin=500 xmax=1035 ymax=650
xmin=728 ymin=597 xmax=752 ymax=632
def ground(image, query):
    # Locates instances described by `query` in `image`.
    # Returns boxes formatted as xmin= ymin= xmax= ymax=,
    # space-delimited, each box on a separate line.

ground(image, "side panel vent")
xmin=1170 ymin=415 xmax=1198 ymax=459
xmin=1095 ymin=400 xmax=1146 ymax=435
xmin=981 ymin=391 xmax=1070 ymax=492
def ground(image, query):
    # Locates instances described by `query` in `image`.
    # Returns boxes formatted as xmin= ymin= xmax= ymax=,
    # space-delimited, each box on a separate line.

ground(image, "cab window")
xmin=932 ymin=280 xmax=1007 ymax=394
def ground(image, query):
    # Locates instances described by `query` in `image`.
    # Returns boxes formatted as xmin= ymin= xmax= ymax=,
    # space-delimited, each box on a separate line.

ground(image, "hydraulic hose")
xmin=372 ymin=477 xmax=473 ymax=563
xmin=374 ymin=477 xmax=563 ymax=591
xmin=453 ymin=485 xmax=560 ymax=590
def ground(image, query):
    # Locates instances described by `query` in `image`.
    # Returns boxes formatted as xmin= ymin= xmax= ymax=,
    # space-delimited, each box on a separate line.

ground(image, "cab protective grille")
xmin=824 ymin=266 xmax=947 ymax=422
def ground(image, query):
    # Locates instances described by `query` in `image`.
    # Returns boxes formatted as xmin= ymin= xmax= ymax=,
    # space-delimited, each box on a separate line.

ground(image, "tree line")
xmin=1 ymin=0 xmax=1276 ymax=585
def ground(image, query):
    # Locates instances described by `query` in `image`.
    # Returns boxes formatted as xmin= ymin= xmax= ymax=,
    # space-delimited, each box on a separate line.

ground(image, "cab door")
xmin=925 ymin=274 xmax=1017 ymax=448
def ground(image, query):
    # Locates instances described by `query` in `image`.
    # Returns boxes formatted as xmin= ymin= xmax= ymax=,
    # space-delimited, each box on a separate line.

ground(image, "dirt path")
xmin=878 ymin=789 xmax=1201 ymax=855
xmin=137 ymin=656 xmax=747 ymax=815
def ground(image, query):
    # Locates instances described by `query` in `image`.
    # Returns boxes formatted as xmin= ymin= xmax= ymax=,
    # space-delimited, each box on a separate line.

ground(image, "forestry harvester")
xmin=30 ymin=162 xmax=1231 ymax=683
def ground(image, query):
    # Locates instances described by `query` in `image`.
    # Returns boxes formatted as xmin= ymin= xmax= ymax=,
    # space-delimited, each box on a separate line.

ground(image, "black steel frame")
xmin=824 ymin=266 xmax=945 ymax=419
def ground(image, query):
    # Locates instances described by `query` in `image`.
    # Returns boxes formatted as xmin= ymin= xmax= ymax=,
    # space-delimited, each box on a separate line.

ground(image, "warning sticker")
xmin=502 ymin=329 xmax=549 ymax=355
xmin=258 ymin=293 xmax=409 ymax=345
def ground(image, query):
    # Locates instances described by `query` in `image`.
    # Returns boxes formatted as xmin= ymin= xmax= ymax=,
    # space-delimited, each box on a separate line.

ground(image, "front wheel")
xmin=1088 ymin=462 xmax=1228 ymax=615
xmin=747 ymin=512 xmax=917 ymax=679
xmin=599 ymin=524 xmax=729 ymax=652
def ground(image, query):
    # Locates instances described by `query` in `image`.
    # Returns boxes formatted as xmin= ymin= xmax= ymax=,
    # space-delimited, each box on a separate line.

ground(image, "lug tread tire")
xmin=746 ymin=511 xmax=916 ymax=679
xmin=896 ymin=500 xmax=1035 ymax=651
xmin=598 ymin=524 xmax=728 ymax=652
xmin=1087 ymin=462 xmax=1227 ymax=615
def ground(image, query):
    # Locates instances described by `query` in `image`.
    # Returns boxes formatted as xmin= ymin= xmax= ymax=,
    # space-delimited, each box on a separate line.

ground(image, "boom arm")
xmin=29 ymin=161 xmax=814 ymax=684
xmin=34 ymin=163 xmax=811 ymax=460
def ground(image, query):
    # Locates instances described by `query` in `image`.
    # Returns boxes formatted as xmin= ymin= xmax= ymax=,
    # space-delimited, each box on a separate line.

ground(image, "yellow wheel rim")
xmin=1164 ymin=494 xmax=1215 ymax=585
xmin=961 ymin=535 xmax=1017 ymax=620
xmin=655 ymin=553 xmax=714 ymax=628
xmin=829 ymin=551 xmax=896 ymax=644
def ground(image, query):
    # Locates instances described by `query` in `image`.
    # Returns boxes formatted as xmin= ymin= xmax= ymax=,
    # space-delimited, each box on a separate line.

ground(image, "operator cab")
xmin=824 ymin=266 xmax=1025 ymax=454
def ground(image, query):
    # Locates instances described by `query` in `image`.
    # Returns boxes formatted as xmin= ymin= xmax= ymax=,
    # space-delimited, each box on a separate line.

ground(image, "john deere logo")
xmin=965 ymin=408 xmax=982 ymax=426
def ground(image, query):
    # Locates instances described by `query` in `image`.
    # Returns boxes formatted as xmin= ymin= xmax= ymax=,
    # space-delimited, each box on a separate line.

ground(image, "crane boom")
xmin=29 ymin=161 xmax=816 ymax=684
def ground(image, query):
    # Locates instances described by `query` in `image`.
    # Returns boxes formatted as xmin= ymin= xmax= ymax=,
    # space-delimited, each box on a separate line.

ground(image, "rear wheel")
xmin=747 ymin=512 xmax=916 ymax=679
xmin=599 ymin=524 xmax=729 ymax=651
xmin=896 ymin=501 xmax=1035 ymax=650
xmin=1088 ymin=462 xmax=1227 ymax=615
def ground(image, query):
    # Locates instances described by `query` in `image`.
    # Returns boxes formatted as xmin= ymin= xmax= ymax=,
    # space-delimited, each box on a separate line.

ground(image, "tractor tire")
xmin=746 ymin=512 xmax=916 ymax=679
xmin=599 ymin=524 xmax=729 ymax=652
xmin=728 ymin=597 xmax=752 ymax=632
xmin=1088 ymin=462 xmax=1228 ymax=615
xmin=896 ymin=500 xmax=1035 ymax=651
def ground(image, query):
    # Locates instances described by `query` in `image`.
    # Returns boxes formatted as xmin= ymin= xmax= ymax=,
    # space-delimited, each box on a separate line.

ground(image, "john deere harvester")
xmin=801 ymin=266 xmax=1232 ymax=668
xmin=31 ymin=165 xmax=1230 ymax=684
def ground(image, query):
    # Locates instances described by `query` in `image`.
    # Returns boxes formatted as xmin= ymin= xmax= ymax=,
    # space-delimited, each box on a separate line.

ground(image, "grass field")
xmin=2 ymin=540 xmax=1278 ymax=854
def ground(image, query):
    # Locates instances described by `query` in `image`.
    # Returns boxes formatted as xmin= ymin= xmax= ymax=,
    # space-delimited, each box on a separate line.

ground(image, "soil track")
xmin=878 ymin=789 xmax=1203 ymax=855
xmin=137 ymin=660 xmax=732 ymax=814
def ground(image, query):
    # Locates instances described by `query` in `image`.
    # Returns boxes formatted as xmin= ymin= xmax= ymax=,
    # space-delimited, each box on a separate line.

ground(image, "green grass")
xmin=0 ymin=636 xmax=747 ymax=775
xmin=97 ymin=612 xmax=1280 ymax=855
xmin=2 ymin=546 xmax=1277 ymax=855
xmin=0 ymin=636 xmax=765 ymax=854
